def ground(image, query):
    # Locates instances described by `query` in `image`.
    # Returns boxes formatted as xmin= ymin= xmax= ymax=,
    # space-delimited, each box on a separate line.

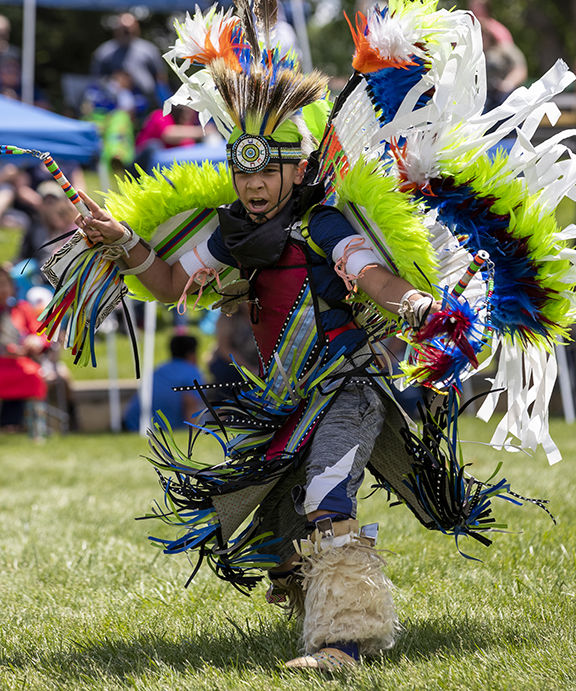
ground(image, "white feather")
xmin=168 ymin=5 xmax=238 ymax=66
xmin=367 ymin=10 xmax=425 ymax=63
xmin=163 ymin=71 xmax=234 ymax=138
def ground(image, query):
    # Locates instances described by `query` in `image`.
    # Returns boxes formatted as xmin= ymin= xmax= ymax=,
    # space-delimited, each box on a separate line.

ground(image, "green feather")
xmin=104 ymin=161 xmax=236 ymax=304
xmin=334 ymin=159 xmax=439 ymax=323
xmin=335 ymin=160 xmax=438 ymax=287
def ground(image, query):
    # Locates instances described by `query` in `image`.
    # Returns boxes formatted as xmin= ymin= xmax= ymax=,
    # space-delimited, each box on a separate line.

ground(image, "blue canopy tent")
xmin=0 ymin=94 xmax=100 ymax=163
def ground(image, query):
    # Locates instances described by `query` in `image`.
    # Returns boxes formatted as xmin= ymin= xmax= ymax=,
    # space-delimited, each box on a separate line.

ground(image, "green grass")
xmin=0 ymin=225 xmax=21 ymax=264
xmin=1 ymin=417 xmax=575 ymax=689
xmin=69 ymin=313 xmax=216 ymax=382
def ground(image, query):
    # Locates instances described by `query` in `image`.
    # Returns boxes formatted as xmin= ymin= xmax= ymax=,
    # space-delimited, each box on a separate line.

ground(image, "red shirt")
xmin=0 ymin=300 xmax=47 ymax=400
xmin=135 ymin=110 xmax=198 ymax=149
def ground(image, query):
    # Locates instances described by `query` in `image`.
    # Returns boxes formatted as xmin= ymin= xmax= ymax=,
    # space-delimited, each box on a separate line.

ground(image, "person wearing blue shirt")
xmin=123 ymin=334 xmax=203 ymax=431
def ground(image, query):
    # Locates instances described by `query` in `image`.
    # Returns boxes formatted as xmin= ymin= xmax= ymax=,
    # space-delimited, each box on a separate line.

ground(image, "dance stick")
xmin=451 ymin=250 xmax=489 ymax=298
xmin=0 ymin=144 xmax=90 ymax=217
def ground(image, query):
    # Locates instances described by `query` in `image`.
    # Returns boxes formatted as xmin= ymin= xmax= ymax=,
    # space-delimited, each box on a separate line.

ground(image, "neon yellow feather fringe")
xmin=334 ymin=158 xmax=439 ymax=324
xmin=104 ymin=161 xmax=236 ymax=304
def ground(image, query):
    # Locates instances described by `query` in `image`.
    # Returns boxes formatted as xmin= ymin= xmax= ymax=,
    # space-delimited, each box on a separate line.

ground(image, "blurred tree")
xmin=309 ymin=0 xmax=356 ymax=79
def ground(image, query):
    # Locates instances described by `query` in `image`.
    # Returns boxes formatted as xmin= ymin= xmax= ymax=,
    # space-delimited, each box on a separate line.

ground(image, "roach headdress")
xmin=163 ymin=1 xmax=330 ymax=172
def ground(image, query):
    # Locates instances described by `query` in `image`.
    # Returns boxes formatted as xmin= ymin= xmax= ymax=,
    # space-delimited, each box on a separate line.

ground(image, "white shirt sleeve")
xmin=332 ymin=235 xmax=383 ymax=275
xmin=179 ymin=237 xmax=227 ymax=278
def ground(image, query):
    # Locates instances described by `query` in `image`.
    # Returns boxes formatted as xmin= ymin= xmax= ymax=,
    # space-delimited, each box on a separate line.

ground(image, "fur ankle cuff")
xmin=299 ymin=540 xmax=400 ymax=655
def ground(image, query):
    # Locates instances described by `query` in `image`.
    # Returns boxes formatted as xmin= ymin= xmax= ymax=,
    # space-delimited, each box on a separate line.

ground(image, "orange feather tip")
xmin=182 ymin=25 xmax=243 ymax=70
xmin=346 ymin=10 xmax=419 ymax=74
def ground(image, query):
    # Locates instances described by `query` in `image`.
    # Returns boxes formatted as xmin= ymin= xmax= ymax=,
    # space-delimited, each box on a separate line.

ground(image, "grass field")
xmin=1 ymin=417 xmax=575 ymax=690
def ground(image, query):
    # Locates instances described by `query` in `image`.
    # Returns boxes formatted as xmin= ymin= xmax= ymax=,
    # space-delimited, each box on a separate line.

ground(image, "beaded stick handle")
xmin=451 ymin=250 xmax=489 ymax=298
xmin=0 ymin=144 xmax=91 ymax=218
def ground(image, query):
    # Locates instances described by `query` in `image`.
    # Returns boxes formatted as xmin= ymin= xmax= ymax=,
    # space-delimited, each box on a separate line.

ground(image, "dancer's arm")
xmin=357 ymin=264 xmax=441 ymax=323
xmin=76 ymin=190 xmax=193 ymax=303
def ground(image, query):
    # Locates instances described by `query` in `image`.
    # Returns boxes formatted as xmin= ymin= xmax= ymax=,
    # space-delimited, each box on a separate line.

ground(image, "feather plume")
xmin=210 ymin=60 xmax=328 ymax=135
xmin=168 ymin=6 xmax=242 ymax=69
xmin=254 ymin=0 xmax=278 ymax=52
xmin=235 ymin=0 xmax=261 ymax=62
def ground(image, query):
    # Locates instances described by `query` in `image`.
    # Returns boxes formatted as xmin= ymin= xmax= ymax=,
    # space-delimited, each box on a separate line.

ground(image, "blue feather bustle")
xmin=365 ymin=57 xmax=431 ymax=126
xmin=413 ymin=179 xmax=550 ymax=342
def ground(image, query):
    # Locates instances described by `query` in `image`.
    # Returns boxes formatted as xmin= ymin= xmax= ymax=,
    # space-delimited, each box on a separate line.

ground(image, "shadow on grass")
xmin=385 ymin=614 xmax=539 ymax=663
xmin=1 ymin=613 xmax=539 ymax=683
xmin=2 ymin=616 xmax=300 ymax=682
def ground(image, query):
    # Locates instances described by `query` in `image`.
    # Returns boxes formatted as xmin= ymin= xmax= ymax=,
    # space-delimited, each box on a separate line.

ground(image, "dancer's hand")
xmin=75 ymin=190 xmax=126 ymax=245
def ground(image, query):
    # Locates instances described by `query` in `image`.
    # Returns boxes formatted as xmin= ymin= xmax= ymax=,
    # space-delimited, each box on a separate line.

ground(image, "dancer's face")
xmin=233 ymin=160 xmax=306 ymax=223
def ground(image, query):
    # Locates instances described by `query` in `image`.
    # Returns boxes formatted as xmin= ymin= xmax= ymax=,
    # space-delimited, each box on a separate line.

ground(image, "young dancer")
xmin=36 ymin=0 xmax=576 ymax=671
xmin=76 ymin=121 xmax=440 ymax=667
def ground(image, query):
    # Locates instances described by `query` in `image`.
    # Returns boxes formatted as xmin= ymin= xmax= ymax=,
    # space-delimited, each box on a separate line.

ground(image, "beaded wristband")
xmin=398 ymin=289 xmax=434 ymax=329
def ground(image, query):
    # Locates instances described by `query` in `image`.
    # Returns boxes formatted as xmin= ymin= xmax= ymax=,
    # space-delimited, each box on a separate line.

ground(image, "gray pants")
xmin=256 ymin=381 xmax=386 ymax=562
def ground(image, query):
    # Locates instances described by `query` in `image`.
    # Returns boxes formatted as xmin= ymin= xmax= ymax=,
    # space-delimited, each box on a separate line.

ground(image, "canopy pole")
xmin=290 ymin=0 xmax=312 ymax=73
xmin=22 ymin=0 xmax=37 ymax=105
xmin=555 ymin=343 xmax=575 ymax=424
xmin=105 ymin=314 xmax=122 ymax=432
xmin=139 ymin=300 xmax=157 ymax=436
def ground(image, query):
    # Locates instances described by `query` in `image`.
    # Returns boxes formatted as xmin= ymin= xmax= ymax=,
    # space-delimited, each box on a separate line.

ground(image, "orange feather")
xmin=346 ymin=12 xmax=418 ymax=73
xmin=182 ymin=24 xmax=243 ymax=71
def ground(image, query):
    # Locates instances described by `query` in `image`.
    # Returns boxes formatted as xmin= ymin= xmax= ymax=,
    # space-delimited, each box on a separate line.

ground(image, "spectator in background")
xmin=26 ymin=286 xmax=78 ymax=433
xmin=0 ymin=15 xmax=20 ymax=69
xmin=0 ymin=54 xmax=23 ymax=100
xmin=83 ymin=68 xmax=138 ymax=117
xmin=82 ymin=69 xmax=137 ymax=172
xmin=0 ymin=52 xmax=49 ymax=107
xmin=0 ymin=163 xmax=42 ymax=218
xmin=123 ymin=334 xmax=204 ymax=431
xmin=468 ymin=0 xmax=513 ymax=44
xmin=91 ymin=13 xmax=169 ymax=113
xmin=480 ymin=17 xmax=527 ymax=111
xmin=132 ymin=104 xmax=210 ymax=173
xmin=0 ymin=159 xmax=84 ymax=233
xmin=207 ymin=304 xmax=259 ymax=402
xmin=0 ymin=163 xmax=18 ymax=223
xmin=0 ymin=165 xmax=43 ymax=281
xmin=467 ymin=1 xmax=527 ymax=112
xmin=0 ymin=263 xmax=47 ymax=432
xmin=17 ymin=179 xmax=76 ymax=269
